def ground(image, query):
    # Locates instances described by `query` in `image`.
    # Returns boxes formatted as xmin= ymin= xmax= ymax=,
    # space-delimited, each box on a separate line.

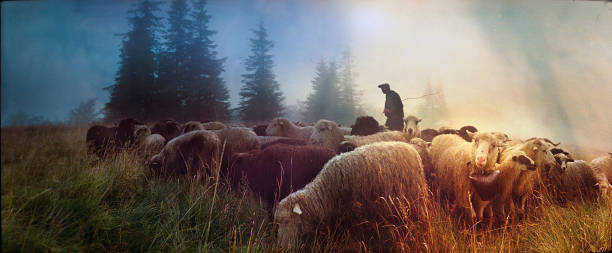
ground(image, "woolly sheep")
xmin=149 ymin=130 xmax=221 ymax=177
xmin=339 ymin=131 xmax=411 ymax=153
xmin=420 ymin=128 xmax=439 ymax=142
xmin=505 ymin=138 xmax=557 ymax=212
xmin=409 ymin=137 xmax=434 ymax=186
xmin=308 ymin=119 xmax=345 ymax=152
xmin=151 ymin=119 xmax=182 ymax=143
xmin=266 ymin=117 xmax=315 ymax=142
xmin=429 ymin=132 xmax=503 ymax=221
xmin=403 ymin=115 xmax=422 ymax=139
xmin=213 ymin=127 xmax=261 ymax=174
xmin=350 ymin=116 xmax=384 ymax=136
xmin=182 ymin=121 xmax=205 ymax=134
xmin=229 ymin=144 xmax=336 ymax=208
xmin=558 ymin=160 xmax=608 ymax=201
xmin=470 ymin=150 xmax=536 ymax=221
xmin=274 ymin=142 xmax=431 ymax=249
xmin=86 ymin=118 xmax=145 ymax=158
xmin=590 ymin=153 xmax=612 ymax=188
xmin=140 ymin=134 xmax=165 ymax=160
xmin=202 ymin=121 xmax=226 ymax=130
xmin=257 ymin=136 xmax=307 ymax=150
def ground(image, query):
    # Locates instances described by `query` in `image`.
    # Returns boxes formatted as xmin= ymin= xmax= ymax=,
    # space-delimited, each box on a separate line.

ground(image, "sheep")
xmin=505 ymin=138 xmax=557 ymax=212
xmin=140 ymin=134 xmax=165 ymax=160
xmin=338 ymin=131 xmax=411 ymax=153
xmin=229 ymin=144 xmax=336 ymax=208
xmin=339 ymin=126 xmax=352 ymax=135
xmin=213 ymin=127 xmax=261 ymax=173
xmin=258 ymin=136 xmax=306 ymax=150
xmin=420 ymin=128 xmax=439 ymax=142
xmin=469 ymin=150 xmax=537 ymax=221
xmin=182 ymin=121 xmax=205 ymax=134
xmin=151 ymin=118 xmax=182 ymax=143
xmin=86 ymin=118 xmax=145 ymax=158
xmin=149 ymin=130 xmax=221 ymax=177
xmin=590 ymin=153 xmax=612 ymax=186
xmin=403 ymin=115 xmax=422 ymax=139
xmin=409 ymin=137 xmax=434 ymax=187
xmin=429 ymin=132 xmax=504 ymax=221
xmin=266 ymin=117 xmax=314 ymax=142
xmin=252 ymin=124 xmax=268 ymax=136
xmin=308 ymin=119 xmax=345 ymax=152
xmin=437 ymin=125 xmax=479 ymax=142
xmin=202 ymin=121 xmax=226 ymax=130
xmin=274 ymin=142 xmax=431 ymax=249
xmin=350 ymin=116 xmax=384 ymax=136
xmin=557 ymin=160 xmax=608 ymax=201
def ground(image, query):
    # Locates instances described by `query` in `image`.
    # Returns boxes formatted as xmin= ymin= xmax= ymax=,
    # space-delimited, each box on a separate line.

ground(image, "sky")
xmin=1 ymin=0 xmax=611 ymax=154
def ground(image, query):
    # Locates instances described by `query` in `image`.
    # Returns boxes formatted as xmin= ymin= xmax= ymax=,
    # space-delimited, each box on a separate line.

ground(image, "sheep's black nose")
xmin=408 ymin=129 xmax=413 ymax=134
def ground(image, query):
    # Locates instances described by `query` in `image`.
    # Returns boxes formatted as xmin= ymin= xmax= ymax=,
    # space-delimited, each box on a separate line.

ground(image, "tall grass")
xmin=2 ymin=125 xmax=611 ymax=252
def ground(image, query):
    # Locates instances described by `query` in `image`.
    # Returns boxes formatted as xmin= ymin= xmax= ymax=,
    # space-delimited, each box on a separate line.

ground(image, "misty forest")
xmin=2 ymin=0 xmax=611 ymax=252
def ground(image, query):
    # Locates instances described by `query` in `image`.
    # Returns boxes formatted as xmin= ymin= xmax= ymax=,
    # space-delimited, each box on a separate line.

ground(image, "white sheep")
xmin=140 ymin=134 xmax=166 ymax=160
xmin=274 ymin=142 xmax=431 ymax=249
xmin=265 ymin=117 xmax=314 ymax=142
xmin=403 ymin=115 xmax=422 ymax=139
xmin=307 ymin=119 xmax=345 ymax=152
xmin=429 ymin=132 xmax=504 ymax=221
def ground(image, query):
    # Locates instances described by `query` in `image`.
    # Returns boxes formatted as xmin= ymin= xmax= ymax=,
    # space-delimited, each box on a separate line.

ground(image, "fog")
xmin=2 ymin=0 xmax=610 ymax=153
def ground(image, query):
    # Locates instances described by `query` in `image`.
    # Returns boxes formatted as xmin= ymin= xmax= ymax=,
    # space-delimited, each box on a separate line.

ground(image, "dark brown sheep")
xmin=350 ymin=116 xmax=384 ymax=136
xmin=257 ymin=136 xmax=307 ymax=150
xmin=86 ymin=118 xmax=144 ymax=158
xmin=252 ymin=124 xmax=268 ymax=136
xmin=420 ymin=128 xmax=439 ymax=142
xmin=229 ymin=144 xmax=336 ymax=208
xmin=151 ymin=118 xmax=182 ymax=142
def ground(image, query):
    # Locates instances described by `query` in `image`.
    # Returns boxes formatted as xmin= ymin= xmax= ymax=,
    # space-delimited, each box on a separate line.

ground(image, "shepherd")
xmin=378 ymin=83 xmax=404 ymax=131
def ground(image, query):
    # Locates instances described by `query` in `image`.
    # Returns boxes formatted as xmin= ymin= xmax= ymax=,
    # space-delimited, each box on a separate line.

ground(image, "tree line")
xmin=101 ymin=0 xmax=366 ymax=125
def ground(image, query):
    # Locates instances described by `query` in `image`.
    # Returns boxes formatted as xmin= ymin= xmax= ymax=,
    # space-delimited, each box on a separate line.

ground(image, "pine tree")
xmin=68 ymin=98 xmax=100 ymax=125
xmin=238 ymin=21 xmax=284 ymax=122
xmin=186 ymin=0 xmax=230 ymax=121
xmin=337 ymin=50 xmax=362 ymax=125
xmin=416 ymin=81 xmax=448 ymax=128
xmin=105 ymin=0 xmax=163 ymax=121
xmin=158 ymin=0 xmax=191 ymax=120
xmin=303 ymin=59 xmax=341 ymax=122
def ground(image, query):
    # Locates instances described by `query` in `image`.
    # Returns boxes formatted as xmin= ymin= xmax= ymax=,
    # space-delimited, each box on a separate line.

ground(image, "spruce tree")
xmin=238 ymin=21 xmax=284 ymax=122
xmin=105 ymin=0 xmax=163 ymax=121
xmin=186 ymin=0 xmax=230 ymax=121
xmin=158 ymin=0 xmax=191 ymax=120
xmin=337 ymin=50 xmax=361 ymax=125
xmin=303 ymin=59 xmax=341 ymax=122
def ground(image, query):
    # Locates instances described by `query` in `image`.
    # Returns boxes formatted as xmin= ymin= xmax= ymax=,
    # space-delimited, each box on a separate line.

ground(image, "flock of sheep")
xmin=86 ymin=115 xmax=612 ymax=248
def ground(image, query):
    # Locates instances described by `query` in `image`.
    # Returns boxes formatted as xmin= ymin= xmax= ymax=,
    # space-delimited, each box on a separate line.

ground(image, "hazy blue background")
xmin=2 ymin=0 xmax=611 ymax=153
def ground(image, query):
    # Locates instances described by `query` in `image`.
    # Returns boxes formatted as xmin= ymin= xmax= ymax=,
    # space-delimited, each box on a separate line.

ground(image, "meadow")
xmin=2 ymin=125 xmax=611 ymax=252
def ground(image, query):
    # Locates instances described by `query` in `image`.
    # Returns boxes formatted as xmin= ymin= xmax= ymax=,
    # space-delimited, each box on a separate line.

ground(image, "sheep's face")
xmin=149 ymin=151 xmax=166 ymax=175
xmin=526 ymin=139 xmax=557 ymax=174
xmin=309 ymin=120 xmax=344 ymax=151
xmin=182 ymin=121 xmax=204 ymax=134
xmin=133 ymin=125 xmax=151 ymax=145
xmin=553 ymin=152 xmax=573 ymax=173
xmin=403 ymin=116 xmax=421 ymax=137
xmin=266 ymin=118 xmax=290 ymax=136
xmin=275 ymin=198 xmax=308 ymax=249
xmin=471 ymin=132 xmax=501 ymax=170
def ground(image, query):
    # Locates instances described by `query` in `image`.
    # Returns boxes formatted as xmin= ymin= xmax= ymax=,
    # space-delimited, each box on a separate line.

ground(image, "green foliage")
xmin=105 ymin=0 xmax=165 ymax=121
xmin=238 ymin=21 xmax=285 ymax=123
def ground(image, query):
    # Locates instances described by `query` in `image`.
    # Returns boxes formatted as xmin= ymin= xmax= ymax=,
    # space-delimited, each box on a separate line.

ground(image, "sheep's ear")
xmin=608 ymin=152 xmax=612 ymax=157
xmin=515 ymin=154 xmax=536 ymax=170
xmin=426 ymin=142 xmax=432 ymax=148
xmin=292 ymin=203 xmax=302 ymax=215
xmin=417 ymin=118 xmax=422 ymax=123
